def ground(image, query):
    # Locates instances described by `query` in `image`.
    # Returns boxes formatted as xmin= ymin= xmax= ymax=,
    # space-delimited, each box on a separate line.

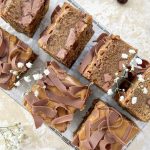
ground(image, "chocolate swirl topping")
xmin=24 ymin=61 xmax=90 ymax=129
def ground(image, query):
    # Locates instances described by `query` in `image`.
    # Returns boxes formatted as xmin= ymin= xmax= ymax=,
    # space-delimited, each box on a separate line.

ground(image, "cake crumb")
xmin=107 ymin=89 xmax=113 ymax=95
xmin=121 ymin=53 xmax=128 ymax=59
xmin=132 ymin=97 xmax=137 ymax=104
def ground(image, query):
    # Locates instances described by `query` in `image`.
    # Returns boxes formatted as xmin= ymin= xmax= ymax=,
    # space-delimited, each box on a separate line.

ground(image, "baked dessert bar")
xmin=24 ymin=61 xmax=90 ymax=132
xmin=73 ymin=100 xmax=139 ymax=150
xmin=79 ymin=33 xmax=137 ymax=92
xmin=116 ymin=63 xmax=150 ymax=122
xmin=0 ymin=0 xmax=49 ymax=37
xmin=38 ymin=2 xmax=94 ymax=68
xmin=0 ymin=27 xmax=37 ymax=90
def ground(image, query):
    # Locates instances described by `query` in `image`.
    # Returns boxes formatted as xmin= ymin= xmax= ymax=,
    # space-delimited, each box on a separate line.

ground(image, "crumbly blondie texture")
xmin=0 ymin=27 xmax=37 ymax=90
xmin=73 ymin=100 xmax=139 ymax=150
xmin=0 ymin=0 xmax=49 ymax=37
xmin=79 ymin=33 xmax=137 ymax=92
xmin=24 ymin=61 xmax=90 ymax=132
xmin=116 ymin=66 xmax=150 ymax=122
xmin=38 ymin=2 xmax=94 ymax=68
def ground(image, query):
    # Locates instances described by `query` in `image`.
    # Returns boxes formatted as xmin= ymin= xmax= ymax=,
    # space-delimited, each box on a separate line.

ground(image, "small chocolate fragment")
xmin=57 ymin=49 xmax=68 ymax=59
xmin=147 ymin=99 xmax=150 ymax=106
xmin=102 ymin=82 xmax=111 ymax=91
xmin=65 ymin=28 xmax=77 ymax=50
xmin=104 ymin=73 xmax=112 ymax=82
xmin=117 ymin=0 xmax=128 ymax=4
xmin=51 ymin=5 xmax=61 ymax=23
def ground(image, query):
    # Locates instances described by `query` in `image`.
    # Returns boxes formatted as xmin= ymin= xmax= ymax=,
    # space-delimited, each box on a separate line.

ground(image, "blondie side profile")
xmin=79 ymin=34 xmax=137 ymax=92
xmin=116 ymin=65 xmax=150 ymax=122
xmin=0 ymin=27 xmax=37 ymax=90
xmin=24 ymin=61 xmax=90 ymax=132
xmin=73 ymin=100 xmax=139 ymax=150
xmin=0 ymin=0 xmax=49 ymax=37
xmin=38 ymin=2 xmax=94 ymax=68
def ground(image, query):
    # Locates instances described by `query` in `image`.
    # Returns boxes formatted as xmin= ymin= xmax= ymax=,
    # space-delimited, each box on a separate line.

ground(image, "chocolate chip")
xmin=56 ymin=49 xmax=67 ymax=60
xmin=147 ymin=99 xmax=150 ymax=106
xmin=117 ymin=0 xmax=128 ymax=4
xmin=65 ymin=28 xmax=78 ymax=50
xmin=104 ymin=73 xmax=112 ymax=82
xmin=102 ymin=82 xmax=111 ymax=92
xmin=51 ymin=5 xmax=61 ymax=22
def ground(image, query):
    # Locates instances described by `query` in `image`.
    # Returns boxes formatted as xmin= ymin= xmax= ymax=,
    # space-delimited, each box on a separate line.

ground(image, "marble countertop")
xmin=0 ymin=0 xmax=150 ymax=150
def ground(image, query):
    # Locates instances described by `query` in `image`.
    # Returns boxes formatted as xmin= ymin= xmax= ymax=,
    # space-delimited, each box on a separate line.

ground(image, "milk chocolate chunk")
xmin=0 ymin=0 xmax=50 ymax=37
xmin=24 ymin=61 xmax=90 ymax=132
xmin=38 ymin=2 xmax=94 ymax=68
xmin=73 ymin=100 xmax=139 ymax=150
xmin=79 ymin=34 xmax=137 ymax=92
xmin=147 ymin=99 xmax=150 ymax=106
xmin=0 ymin=27 xmax=37 ymax=90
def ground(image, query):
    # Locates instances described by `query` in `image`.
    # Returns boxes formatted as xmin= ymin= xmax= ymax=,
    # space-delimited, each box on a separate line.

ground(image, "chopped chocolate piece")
xmin=56 ymin=49 xmax=68 ymax=60
xmin=24 ymin=61 xmax=90 ymax=132
xmin=51 ymin=5 xmax=61 ymax=23
xmin=104 ymin=73 xmax=113 ymax=82
xmin=73 ymin=100 xmax=139 ymax=150
xmin=79 ymin=34 xmax=137 ymax=92
xmin=0 ymin=0 xmax=50 ymax=37
xmin=116 ymin=65 xmax=150 ymax=122
xmin=117 ymin=0 xmax=128 ymax=4
xmin=147 ymin=99 xmax=150 ymax=106
xmin=0 ymin=27 xmax=37 ymax=90
xmin=65 ymin=28 xmax=77 ymax=50
xmin=38 ymin=2 xmax=94 ymax=68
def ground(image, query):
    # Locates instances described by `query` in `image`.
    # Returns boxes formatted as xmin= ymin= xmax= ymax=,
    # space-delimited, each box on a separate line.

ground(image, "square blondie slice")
xmin=79 ymin=34 xmax=137 ymax=92
xmin=0 ymin=27 xmax=37 ymax=90
xmin=116 ymin=65 xmax=150 ymax=122
xmin=0 ymin=0 xmax=49 ymax=37
xmin=73 ymin=100 xmax=139 ymax=150
xmin=38 ymin=2 xmax=94 ymax=68
xmin=24 ymin=61 xmax=90 ymax=132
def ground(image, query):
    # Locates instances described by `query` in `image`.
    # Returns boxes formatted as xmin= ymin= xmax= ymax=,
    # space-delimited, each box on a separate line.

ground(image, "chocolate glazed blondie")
xmin=0 ymin=27 xmax=37 ymax=90
xmin=24 ymin=61 xmax=90 ymax=132
xmin=116 ymin=59 xmax=150 ymax=122
xmin=73 ymin=100 xmax=139 ymax=150
xmin=79 ymin=33 xmax=137 ymax=92
xmin=0 ymin=0 xmax=50 ymax=37
xmin=38 ymin=2 xmax=94 ymax=68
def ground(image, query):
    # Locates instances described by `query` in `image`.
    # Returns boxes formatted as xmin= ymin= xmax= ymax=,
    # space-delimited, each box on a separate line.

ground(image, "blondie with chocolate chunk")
xmin=38 ymin=2 xmax=94 ymax=68
xmin=73 ymin=100 xmax=139 ymax=150
xmin=79 ymin=34 xmax=137 ymax=92
xmin=24 ymin=61 xmax=90 ymax=132
xmin=0 ymin=27 xmax=37 ymax=90
xmin=0 ymin=0 xmax=49 ymax=37
xmin=116 ymin=63 xmax=150 ymax=122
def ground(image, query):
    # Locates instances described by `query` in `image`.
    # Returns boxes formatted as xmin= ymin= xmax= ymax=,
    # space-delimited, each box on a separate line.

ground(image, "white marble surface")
xmin=0 ymin=0 xmax=150 ymax=150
